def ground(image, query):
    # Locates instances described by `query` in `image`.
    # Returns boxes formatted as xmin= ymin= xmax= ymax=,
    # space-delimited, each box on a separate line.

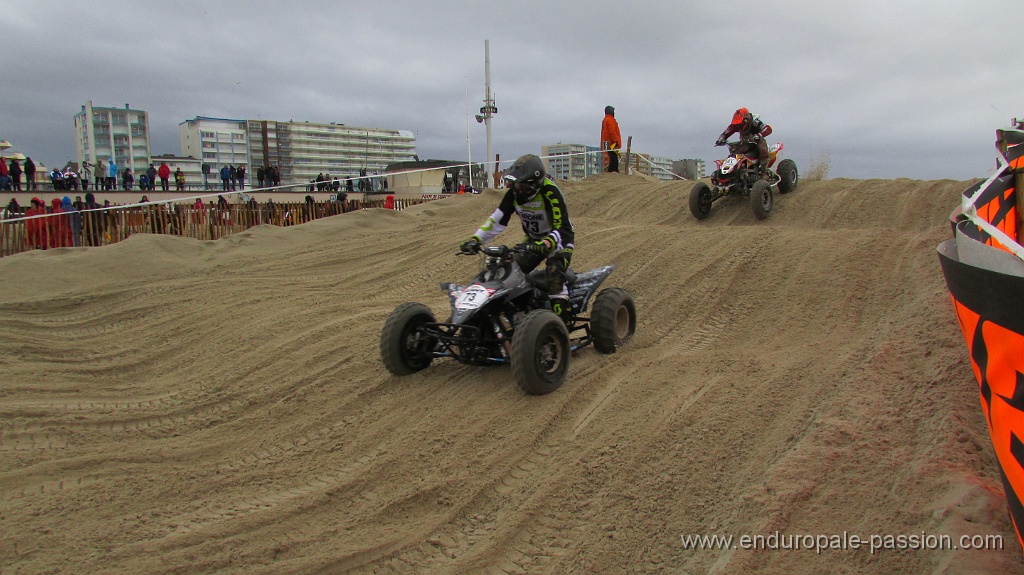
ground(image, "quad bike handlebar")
xmin=717 ymin=136 xmax=761 ymax=149
xmin=457 ymin=243 xmax=531 ymax=259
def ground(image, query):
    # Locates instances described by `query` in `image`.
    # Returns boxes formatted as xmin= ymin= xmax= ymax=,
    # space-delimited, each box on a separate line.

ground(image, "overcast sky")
xmin=2 ymin=1 xmax=1022 ymax=180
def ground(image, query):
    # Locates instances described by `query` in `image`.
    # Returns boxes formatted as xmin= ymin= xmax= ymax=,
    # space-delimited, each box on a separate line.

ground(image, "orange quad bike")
xmin=689 ymin=138 xmax=798 ymax=220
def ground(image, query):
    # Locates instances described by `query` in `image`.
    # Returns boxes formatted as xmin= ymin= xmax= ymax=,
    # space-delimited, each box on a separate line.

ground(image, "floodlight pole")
xmin=465 ymin=76 xmax=472 ymax=189
xmin=482 ymin=40 xmax=497 ymax=186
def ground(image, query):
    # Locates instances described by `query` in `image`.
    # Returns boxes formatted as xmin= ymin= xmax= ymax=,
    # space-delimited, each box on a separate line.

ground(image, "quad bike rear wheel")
xmin=591 ymin=288 xmax=637 ymax=354
xmin=511 ymin=309 xmax=570 ymax=395
xmin=380 ymin=302 xmax=437 ymax=375
xmin=750 ymin=180 xmax=773 ymax=219
xmin=689 ymin=181 xmax=714 ymax=220
xmin=776 ymin=159 xmax=798 ymax=194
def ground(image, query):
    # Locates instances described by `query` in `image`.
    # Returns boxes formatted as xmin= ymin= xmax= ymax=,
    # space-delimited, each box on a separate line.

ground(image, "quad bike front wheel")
xmin=511 ymin=309 xmax=570 ymax=395
xmin=776 ymin=159 xmax=798 ymax=194
xmin=380 ymin=302 xmax=437 ymax=375
xmin=750 ymin=180 xmax=773 ymax=219
xmin=591 ymin=287 xmax=637 ymax=354
xmin=689 ymin=181 xmax=714 ymax=220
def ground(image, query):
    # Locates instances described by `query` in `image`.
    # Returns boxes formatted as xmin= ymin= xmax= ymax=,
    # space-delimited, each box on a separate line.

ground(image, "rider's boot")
xmin=550 ymin=296 xmax=573 ymax=325
xmin=757 ymin=140 xmax=771 ymax=180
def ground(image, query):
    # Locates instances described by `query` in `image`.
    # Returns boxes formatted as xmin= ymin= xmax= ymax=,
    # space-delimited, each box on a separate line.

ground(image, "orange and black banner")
xmin=938 ymin=240 xmax=1024 ymax=550
xmin=958 ymin=173 xmax=1017 ymax=250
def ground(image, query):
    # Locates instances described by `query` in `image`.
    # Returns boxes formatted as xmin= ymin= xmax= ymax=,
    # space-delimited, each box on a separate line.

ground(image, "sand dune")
xmin=1 ymin=174 xmax=1020 ymax=574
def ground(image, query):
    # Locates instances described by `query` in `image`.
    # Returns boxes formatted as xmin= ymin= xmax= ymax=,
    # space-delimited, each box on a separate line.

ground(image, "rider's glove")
xmin=460 ymin=235 xmax=481 ymax=254
xmin=528 ymin=237 xmax=555 ymax=254
xmin=715 ymin=136 xmax=727 ymax=146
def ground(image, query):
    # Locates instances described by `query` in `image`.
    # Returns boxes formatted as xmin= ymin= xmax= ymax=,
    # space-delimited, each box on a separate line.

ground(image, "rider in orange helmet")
xmin=716 ymin=108 xmax=773 ymax=177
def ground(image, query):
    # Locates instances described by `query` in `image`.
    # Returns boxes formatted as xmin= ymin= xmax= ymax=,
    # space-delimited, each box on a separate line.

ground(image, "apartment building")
xmin=178 ymin=116 xmax=250 ymax=177
xmin=540 ymin=143 xmax=601 ymax=182
xmin=672 ymin=158 xmax=706 ymax=180
xmin=247 ymin=120 xmax=417 ymax=188
xmin=147 ymin=155 xmax=205 ymax=190
xmin=74 ymin=101 xmax=151 ymax=179
xmin=632 ymin=153 xmax=679 ymax=182
xmin=541 ymin=143 xmax=692 ymax=182
xmin=75 ymin=106 xmax=417 ymax=191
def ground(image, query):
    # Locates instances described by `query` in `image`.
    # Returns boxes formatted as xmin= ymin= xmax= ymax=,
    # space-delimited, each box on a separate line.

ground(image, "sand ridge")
xmin=0 ymin=174 xmax=1020 ymax=574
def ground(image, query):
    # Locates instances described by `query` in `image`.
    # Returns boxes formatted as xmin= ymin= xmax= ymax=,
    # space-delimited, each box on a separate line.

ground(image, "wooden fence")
xmin=0 ymin=197 xmax=428 ymax=257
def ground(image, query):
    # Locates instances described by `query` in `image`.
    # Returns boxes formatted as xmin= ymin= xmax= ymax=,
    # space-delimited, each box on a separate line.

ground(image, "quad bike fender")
xmin=441 ymin=282 xmax=465 ymax=301
xmin=568 ymin=265 xmax=615 ymax=313
xmin=766 ymin=142 xmax=783 ymax=168
xmin=446 ymin=285 xmax=537 ymax=326
xmin=504 ymin=285 xmax=540 ymax=306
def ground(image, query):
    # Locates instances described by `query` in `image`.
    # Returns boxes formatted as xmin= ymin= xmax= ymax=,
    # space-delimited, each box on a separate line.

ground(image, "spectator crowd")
xmin=0 ymin=189 xmax=394 ymax=255
xmin=1 ymin=157 xmax=377 ymax=197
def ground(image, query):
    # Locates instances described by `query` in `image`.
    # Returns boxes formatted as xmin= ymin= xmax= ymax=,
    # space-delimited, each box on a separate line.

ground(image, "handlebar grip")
xmin=459 ymin=241 xmax=481 ymax=255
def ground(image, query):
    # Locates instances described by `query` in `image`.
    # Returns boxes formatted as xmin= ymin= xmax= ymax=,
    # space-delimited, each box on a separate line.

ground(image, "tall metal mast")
xmin=465 ymin=77 xmax=473 ymax=189
xmin=481 ymin=40 xmax=497 ymax=186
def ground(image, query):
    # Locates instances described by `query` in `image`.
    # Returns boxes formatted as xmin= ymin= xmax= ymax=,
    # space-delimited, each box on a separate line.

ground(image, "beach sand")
xmin=0 ymin=173 xmax=1020 ymax=574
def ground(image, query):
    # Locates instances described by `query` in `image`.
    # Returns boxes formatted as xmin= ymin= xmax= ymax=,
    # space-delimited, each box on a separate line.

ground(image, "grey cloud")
xmin=1 ymin=0 xmax=1021 ymax=179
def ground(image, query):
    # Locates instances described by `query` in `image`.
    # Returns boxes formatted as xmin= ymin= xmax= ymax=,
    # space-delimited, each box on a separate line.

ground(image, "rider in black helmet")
xmin=460 ymin=154 xmax=576 ymax=322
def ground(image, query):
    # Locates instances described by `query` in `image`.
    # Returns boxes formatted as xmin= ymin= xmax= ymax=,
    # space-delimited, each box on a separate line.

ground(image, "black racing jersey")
xmin=474 ymin=179 xmax=574 ymax=250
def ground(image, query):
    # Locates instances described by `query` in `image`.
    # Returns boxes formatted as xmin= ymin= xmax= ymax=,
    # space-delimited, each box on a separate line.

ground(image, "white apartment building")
xmin=541 ymin=143 xmax=602 ymax=182
xmin=178 ymin=116 xmax=249 ymax=177
xmin=541 ymin=142 xmax=692 ymax=182
xmin=74 ymin=101 xmax=152 ymax=179
xmin=74 ymin=109 xmax=415 ymax=192
xmin=246 ymin=119 xmax=417 ymax=188
xmin=146 ymin=155 xmax=205 ymax=191
xmin=633 ymin=153 xmax=680 ymax=182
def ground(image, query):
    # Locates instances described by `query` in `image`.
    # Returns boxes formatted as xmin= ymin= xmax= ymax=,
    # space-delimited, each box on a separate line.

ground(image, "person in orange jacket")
xmin=601 ymin=105 xmax=622 ymax=173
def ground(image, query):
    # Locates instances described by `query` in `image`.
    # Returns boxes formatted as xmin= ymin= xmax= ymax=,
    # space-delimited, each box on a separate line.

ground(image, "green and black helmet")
xmin=503 ymin=154 xmax=545 ymax=203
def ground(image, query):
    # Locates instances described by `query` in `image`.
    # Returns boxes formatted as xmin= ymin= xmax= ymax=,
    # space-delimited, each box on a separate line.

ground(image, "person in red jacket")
xmin=25 ymin=197 xmax=46 ymax=249
xmin=158 ymin=162 xmax=171 ymax=191
xmin=601 ymin=105 xmax=622 ymax=173
xmin=48 ymin=198 xmax=71 ymax=248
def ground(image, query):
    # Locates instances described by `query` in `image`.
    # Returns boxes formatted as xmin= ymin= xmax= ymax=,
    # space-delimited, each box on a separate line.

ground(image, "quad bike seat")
xmin=527 ymin=268 xmax=577 ymax=288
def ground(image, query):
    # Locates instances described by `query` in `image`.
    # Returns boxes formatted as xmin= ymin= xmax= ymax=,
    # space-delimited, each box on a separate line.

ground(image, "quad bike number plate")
xmin=454 ymin=285 xmax=495 ymax=310
xmin=720 ymin=157 xmax=738 ymax=174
